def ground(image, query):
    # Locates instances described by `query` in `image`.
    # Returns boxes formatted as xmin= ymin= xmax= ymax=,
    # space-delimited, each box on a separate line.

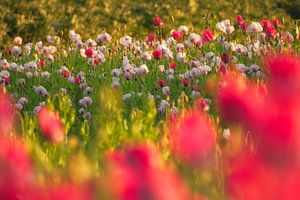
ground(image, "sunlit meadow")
xmin=1 ymin=2 xmax=300 ymax=199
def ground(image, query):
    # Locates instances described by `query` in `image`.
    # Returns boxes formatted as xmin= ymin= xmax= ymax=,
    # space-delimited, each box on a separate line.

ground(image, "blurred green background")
xmin=0 ymin=0 xmax=299 ymax=48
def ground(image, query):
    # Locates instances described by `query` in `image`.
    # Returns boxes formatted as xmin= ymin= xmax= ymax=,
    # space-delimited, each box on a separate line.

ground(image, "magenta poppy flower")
xmin=236 ymin=15 xmax=244 ymax=26
xmin=171 ymin=30 xmax=184 ymax=41
xmin=153 ymin=17 xmax=163 ymax=26
xmin=85 ymin=48 xmax=94 ymax=58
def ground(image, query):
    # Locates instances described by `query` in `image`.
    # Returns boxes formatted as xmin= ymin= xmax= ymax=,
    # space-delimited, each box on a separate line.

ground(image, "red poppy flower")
xmin=62 ymin=69 xmax=71 ymax=78
xmin=152 ymin=50 xmax=162 ymax=60
xmin=169 ymin=111 xmax=214 ymax=166
xmin=273 ymin=19 xmax=281 ymax=28
xmin=227 ymin=154 xmax=300 ymax=200
xmin=147 ymin=34 xmax=157 ymax=43
xmin=261 ymin=19 xmax=273 ymax=31
xmin=266 ymin=27 xmax=277 ymax=39
xmin=241 ymin=22 xmax=249 ymax=30
xmin=39 ymin=60 xmax=46 ymax=68
xmin=158 ymin=79 xmax=165 ymax=87
xmin=202 ymin=29 xmax=214 ymax=43
xmin=169 ymin=62 xmax=177 ymax=70
xmin=182 ymin=79 xmax=189 ymax=87
xmin=217 ymin=74 xmax=262 ymax=126
xmin=74 ymin=76 xmax=81 ymax=84
xmin=85 ymin=48 xmax=94 ymax=58
xmin=227 ymin=155 xmax=279 ymax=200
xmin=37 ymin=107 xmax=64 ymax=143
xmin=106 ymin=145 xmax=193 ymax=200
xmin=48 ymin=182 xmax=94 ymax=200
xmin=153 ymin=17 xmax=163 ymax=26
xmin=0 ymin=138 xmax=35 ymax=200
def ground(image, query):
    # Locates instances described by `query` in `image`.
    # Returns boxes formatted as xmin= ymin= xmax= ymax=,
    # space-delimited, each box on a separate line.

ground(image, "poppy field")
xmin=1 ymin=13 xmax=300 ymax=199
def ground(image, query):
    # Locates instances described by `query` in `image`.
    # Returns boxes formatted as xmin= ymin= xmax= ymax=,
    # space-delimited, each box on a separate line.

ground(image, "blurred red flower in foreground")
xmin=258 ymin=53 xmax=300 ymax=164
xmin=47 ymin=183 xmax=94 ymax=200
xmin=227 ymin=154 xmax=300 ymax=200
xmin=227 ymin=155 xmax=278 ymax=200
xmin=219 ymin=53 xmax=300 ymax=199
xmin=218 ymin=74 xmax=262 ymax=126
xmin=265 ymin=52 xmax=300 ymax=98
xmin=0 ymin=91 xmax=15 ymax=137
xmin=0 ymin=139 xmax=37 ymax=200
xmin=37 ymin=107 xmax=64 ymax=143
xmin=0 ymin=92 xmax=41 ymax=199
xmin=169 ymin=111 xmax=214 ymax=166
xmin=106 ymin=145 xmax=194 ymax=200
xmin=218 ymin=67 xmax=300 ymax=164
